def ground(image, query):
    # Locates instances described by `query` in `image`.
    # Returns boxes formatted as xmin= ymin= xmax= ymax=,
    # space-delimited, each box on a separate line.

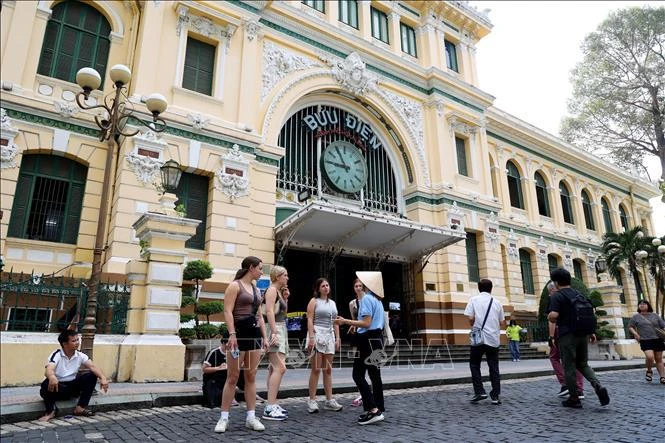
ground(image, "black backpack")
xmin=562 ymin=288 xmax=596 ymax=336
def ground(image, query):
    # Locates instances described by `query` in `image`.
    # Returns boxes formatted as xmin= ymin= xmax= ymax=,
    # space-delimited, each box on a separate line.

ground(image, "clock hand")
xmin=334 ymin=146 xmax=348 ymax=166
xmin=325 ymin=160 xmax=350 ymax=171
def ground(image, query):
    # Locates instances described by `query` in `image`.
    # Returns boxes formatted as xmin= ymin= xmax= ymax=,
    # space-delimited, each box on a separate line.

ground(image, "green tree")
xmin=601 ymin=226 xmax=648 ymax=304
xmin=560 ymin=6 xmax=665 ymax=198
xmin=182 ymin=260 xmax=213 ymax=338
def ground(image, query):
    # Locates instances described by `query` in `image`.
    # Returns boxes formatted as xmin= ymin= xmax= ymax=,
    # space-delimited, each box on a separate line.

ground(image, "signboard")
xmin=302 ymin=109 xmax=383 ymax=151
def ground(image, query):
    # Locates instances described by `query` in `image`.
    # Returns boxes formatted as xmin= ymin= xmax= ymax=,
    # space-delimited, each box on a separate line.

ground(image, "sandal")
xmin=645 ymin=369 xmax=653 ymax=382
xmin=74 ymin=408 xmax=95 ymax=417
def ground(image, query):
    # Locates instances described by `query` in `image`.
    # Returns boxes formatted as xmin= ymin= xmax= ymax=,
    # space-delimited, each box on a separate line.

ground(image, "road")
xmin=1 ymin=369 xmax=662 ymax=442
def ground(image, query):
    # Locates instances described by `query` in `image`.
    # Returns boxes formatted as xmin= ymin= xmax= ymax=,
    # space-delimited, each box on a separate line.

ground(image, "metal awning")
xmin=274 ymin=202 xmax=466 ymax=263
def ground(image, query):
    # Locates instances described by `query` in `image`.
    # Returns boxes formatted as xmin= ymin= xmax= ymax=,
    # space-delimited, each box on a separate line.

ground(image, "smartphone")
xmin=231 ymin=347 xmax=240 ymax=359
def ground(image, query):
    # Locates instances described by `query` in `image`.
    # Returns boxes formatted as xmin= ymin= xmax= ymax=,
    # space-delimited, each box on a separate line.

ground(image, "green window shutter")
xmin=455 ymin=136 xmax=468 ymax=176
xmin=465 ymin=232 xmax=479 ymax=282
xmin=37 ymin=1 xmax=110 ymax=86
xmin=7 ymin=174 xmax=34 ymax=238
xmin=519 ymin=249 xmax=534 ymax=294
xmin=176 ymin=173 xmax=209 ymax=250
xmin=183 ymin=37 xmax=215 ymax=96
xmin=548 ymin=254 xmax=558 ymax=272
xmin=573 ymin=261 xmax=583 ymax=282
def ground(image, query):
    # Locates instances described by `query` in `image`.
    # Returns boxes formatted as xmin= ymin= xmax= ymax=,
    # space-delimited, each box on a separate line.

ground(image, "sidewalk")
xmin=0 ymin=359 xmax=642 ymax=424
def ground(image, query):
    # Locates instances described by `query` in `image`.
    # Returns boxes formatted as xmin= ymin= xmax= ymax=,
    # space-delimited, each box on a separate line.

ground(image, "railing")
xmin=519 ymin=320 xmax=550 ymax=342
xmin=0 ymin=270 xmax=129 ymax=334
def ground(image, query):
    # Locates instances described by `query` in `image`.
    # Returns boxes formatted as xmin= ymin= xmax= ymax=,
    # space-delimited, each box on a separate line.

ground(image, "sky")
xmin=469 ymin=1 xmax=664 ymax=236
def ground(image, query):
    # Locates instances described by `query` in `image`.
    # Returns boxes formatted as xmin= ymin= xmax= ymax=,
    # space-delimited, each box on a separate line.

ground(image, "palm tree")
xmin=601 ymin=226 xmax=648 ymax=305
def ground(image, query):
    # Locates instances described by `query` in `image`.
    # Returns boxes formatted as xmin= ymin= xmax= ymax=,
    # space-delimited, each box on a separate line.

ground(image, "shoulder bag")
xmin=469 ymin=298 xmax=493 ymax=346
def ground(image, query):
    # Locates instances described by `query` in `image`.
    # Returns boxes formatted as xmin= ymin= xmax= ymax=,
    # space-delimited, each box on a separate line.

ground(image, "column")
xmin=592 ymin=278 xmax=634 ymax=359
xmin=388 ymin=11 xmax=401 ymax=57
xmin=117 ymin=212 xmax=199 ymax=382
xmin=522 ymin=176 xmax=539 ymax=224
xmin=0 ymin=1 xmax=43 ymax=88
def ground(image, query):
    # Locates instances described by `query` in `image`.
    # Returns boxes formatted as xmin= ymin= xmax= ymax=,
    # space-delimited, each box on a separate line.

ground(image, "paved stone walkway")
xmin=1 ymin=369 xmax=662 ymax=442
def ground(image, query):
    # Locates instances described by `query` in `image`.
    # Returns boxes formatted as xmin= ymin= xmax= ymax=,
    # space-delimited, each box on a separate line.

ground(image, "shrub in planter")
xmin=179 ymin=328 xmax=196 ymax=340
xmin=195 ymin=323 xmax=220 ymax=339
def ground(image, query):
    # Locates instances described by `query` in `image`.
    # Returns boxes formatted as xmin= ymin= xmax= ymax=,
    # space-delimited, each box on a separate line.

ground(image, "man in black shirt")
xmin=547 ymin=268 xmax=610 ymax=408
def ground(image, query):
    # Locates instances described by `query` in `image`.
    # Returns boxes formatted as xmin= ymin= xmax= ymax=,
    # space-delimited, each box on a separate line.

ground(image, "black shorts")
xmin=639 ymin=338 xmax=665 ymax=352
xmin=236 ymin=326 xmax=262 ymax=351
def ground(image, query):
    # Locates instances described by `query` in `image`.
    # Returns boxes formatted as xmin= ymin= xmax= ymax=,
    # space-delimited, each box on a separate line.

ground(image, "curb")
xmin=0 ymin=363 xmax=643 ymax=425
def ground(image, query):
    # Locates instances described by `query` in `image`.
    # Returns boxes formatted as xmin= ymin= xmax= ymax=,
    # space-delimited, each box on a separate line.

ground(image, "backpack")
xmin=562 ymin=289 xmax=596 ymax=336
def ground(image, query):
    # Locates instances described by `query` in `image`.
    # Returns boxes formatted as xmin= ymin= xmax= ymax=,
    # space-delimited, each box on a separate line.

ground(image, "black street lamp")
xmin=75 ymin=64 xmax=168 ymax=358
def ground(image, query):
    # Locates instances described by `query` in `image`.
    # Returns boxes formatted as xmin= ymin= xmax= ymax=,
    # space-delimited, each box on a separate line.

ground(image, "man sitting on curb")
xmin=39 ymin=330 xmax=109 ymax=421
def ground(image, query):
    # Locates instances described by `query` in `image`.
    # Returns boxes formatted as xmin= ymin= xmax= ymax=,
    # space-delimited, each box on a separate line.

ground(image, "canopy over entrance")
xmin=275 ymin=202 xmax=465 ymax=263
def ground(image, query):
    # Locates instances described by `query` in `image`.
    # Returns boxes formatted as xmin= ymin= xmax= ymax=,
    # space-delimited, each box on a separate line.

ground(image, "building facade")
xmin=0 ymin=1 xmax=658 ymax=384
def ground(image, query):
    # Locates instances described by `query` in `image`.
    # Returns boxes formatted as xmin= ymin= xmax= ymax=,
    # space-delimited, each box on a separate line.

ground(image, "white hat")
xmin=356 ymin=271 xmax=384 ymax=299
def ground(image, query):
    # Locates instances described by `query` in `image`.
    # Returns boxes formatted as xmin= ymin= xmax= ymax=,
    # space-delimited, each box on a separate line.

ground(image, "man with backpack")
xmin=547 ymin=268 xmax=610 ymax=408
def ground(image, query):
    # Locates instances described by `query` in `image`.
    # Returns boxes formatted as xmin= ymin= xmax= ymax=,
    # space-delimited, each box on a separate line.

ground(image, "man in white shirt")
xmin=39 ymin=330 xmax=109 ymax=421
xmin=464 ymin=279 xmax=506 ymax=405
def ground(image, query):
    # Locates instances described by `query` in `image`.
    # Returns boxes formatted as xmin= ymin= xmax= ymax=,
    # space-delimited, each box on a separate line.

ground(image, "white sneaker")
xmin=324 ymin=399 xmax=343 ymax=411
xmin=307 ymin=399 xmax=319 ymax=413
xmin=262 ymin=405 xmax=288 ymax=421
xmin=245 ymin=416 xmax=265 ymax=431
xmin=214 ymin=417 xmax=228 ymax=433
xmin=275 ymin=404 xmax=289 ymax=416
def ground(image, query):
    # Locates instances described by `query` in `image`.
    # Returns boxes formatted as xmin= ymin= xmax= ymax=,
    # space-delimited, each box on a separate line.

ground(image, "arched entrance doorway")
xmin=273 ymin=95 xmax=463 ymax=338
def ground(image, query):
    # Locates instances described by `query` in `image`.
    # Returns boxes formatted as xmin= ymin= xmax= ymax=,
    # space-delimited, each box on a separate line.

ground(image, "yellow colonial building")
xmin=0 ymin=0 xmax=658 ymax=385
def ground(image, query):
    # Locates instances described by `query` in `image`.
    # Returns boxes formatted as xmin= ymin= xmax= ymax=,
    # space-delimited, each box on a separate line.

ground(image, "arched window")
xmin=559 ymin=182 xmax=574 ymax=224
xmin=534 ymin=171 xmax=550 ymax=217
xmin=619 ymin=205 xmax=629 ymax=231
xmin=38 ymin=1 xmax=111 ymax=87
xmin=601 ymin=197 xmax=613 ymax=233
xmin=519 ymin=249 xmax=534 ymax=294
xmin=581 ymin=189 xmax=595 ymax=230
xmin=506 ymin=161 xmax=524 ymax=209
xmin=8 ymin=154 xmax=87 ymax=244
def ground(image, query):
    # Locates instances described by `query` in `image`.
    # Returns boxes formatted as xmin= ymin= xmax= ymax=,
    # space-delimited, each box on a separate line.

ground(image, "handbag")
xmin=382 ymin=311 xmax=395 ymax=346
xmin=469 ymin=298 xmax=493 ymax=346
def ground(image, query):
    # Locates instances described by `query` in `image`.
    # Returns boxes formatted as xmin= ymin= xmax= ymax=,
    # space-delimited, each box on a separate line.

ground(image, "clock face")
xmin=321 ymin=141 xmax=368 ymax=194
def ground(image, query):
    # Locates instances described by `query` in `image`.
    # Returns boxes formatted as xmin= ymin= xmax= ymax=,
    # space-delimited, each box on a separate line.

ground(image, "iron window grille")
xmin=8 ymin=154 xmax=86 ymax=244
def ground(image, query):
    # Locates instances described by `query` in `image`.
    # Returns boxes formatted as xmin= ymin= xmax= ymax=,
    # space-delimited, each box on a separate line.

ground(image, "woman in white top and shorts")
xmin=305 ymin=277 xmax=343 ymax=413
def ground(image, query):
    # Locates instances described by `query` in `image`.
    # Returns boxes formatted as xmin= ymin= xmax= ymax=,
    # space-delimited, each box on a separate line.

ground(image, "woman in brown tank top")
xmin=216 ymin=256 xmax=268 ymax=434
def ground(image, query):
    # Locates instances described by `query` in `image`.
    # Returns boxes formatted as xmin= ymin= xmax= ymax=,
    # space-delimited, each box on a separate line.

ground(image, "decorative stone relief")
xmin=126 ymin=152 xmax=163 ymax=185
xmin=536 ymin=236 xmax=548 ymax=264
xmin=187 ymin=113 xmax=209 ymax=131
xmin=447 ymin=115 xmax=477 ymax=137
xmin=562 ymin=242 xmax=573 ymax=268
xmin=54 ymin=101 xmax=78 ymax=118
xmin=216 ymin=144 xmax=250 ymax=201
xmin=585 ymin=248 xmax=597 ymax=271
xmin=379 ymin=89 xmax=429 ymax=186
xmin=242 ymin=18 xmax=261 ymax=41
xmin=321 ymin=52 xmax=378 ymax=96
xmin=485 ymin=212 xmax=499 ymax=249
xmin=176 ymin=5 xmax=237 ymax=45
xmin=447 ymin=202 xmax=464 ymax=231
xmin=1 ymin=108 xmax=20 ymax=169
xmin=507 ymin=229 xmax=519 ymax=263
xmin=262 ymin=41 xmax=319 ymax=102
xmin=425 ymin=99 xmax=445 ymax=118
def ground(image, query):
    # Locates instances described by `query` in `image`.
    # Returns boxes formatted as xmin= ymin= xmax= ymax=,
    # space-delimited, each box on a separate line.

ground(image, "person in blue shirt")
xmin=336 ymin=271 xmax=385 ymax=425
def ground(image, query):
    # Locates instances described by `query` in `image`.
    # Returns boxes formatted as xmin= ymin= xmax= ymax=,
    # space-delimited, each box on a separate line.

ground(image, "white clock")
xmin=321 ymin=141 xmax=368 ymax=194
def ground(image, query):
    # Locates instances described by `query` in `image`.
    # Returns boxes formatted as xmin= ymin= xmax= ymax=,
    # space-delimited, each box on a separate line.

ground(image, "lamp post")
xmin=652 ymin=238 xmax=665 ymax=316
xmin=634 ymin=249 xmax=651 ymax=303
xmin=75 ymin=64 xmax=168 ymax=358
xmin=595 ymin=256 xmax=608 ymax=282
